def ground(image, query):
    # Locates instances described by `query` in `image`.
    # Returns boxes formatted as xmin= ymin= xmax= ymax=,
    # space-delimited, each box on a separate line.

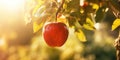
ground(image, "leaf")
xmin=83 ymin=18 xmax=95 ymax=30
xmin=112 ymin=19 xmax=120 ymax=31
xmin=32 ymin=5 xmax=46 ymax=17
xmin=57 ymin=15 xmax=67 ymax=24
xmin=36 ymin=0 xmax=44 ymax=4
xmin=32 ymin=0 xmax=45 ymax=16
xmin=95 ymin=7 xmax=106 ymax=22
xmin=32 ymin=2 xmax=57 ymax=22
xmin=92 ymin=3 xmax=99 ymax=10
xmin=33 ymin=21 xmax=44 ymax=33
xmin=67 ymin=17 xmax=76 ymax=27
xmin=75 ymin=29 xmax=86 ymax=42
xmin=63 ymin=3 xmax=67 ymax=9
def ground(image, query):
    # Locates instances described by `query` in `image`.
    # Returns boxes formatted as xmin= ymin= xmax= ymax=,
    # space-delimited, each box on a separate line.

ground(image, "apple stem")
xmin=56 ymin=0 xmax=65 ymax=21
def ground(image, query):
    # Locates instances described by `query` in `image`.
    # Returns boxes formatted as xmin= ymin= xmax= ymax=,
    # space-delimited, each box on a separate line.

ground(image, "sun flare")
xmin=0 ymin=0 xmax=24 ymax=10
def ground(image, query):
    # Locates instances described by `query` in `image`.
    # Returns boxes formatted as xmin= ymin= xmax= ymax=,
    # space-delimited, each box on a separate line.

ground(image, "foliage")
xmin=26 ymin=0 xmax=120 ymax=42
xmin=0 ymin=0 xmax=119 ymax=60
xmin=112 ymin=19 xmax=120 ymax=31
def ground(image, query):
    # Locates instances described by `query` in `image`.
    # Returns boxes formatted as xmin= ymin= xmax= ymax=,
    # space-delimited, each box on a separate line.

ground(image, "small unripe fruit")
xmin=43 ymin=22 xmax=69 ymax=47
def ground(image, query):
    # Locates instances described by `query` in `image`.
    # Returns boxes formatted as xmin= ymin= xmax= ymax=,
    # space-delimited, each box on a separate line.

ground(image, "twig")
xmin=114 ymin=29 xmax=120 ymax=60
xmin=56 ymin=0 xmax=65 ymax=21
xmin=108 ymin=0 xmax=120 ymax=60
xmin=108 ymin=0 xmax=120 ymax=18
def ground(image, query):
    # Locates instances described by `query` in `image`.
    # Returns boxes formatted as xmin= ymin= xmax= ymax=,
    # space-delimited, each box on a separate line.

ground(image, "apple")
xmin=80 ymin=2 xmax=88 ymax=8
xmin=43 ymin=22 xmax=69 ymax=47
xmin=83 ymin=2 xmax=88 ymax=8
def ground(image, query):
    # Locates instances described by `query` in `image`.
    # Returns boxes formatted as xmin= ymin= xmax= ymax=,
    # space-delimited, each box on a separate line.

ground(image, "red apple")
xmin=83 ymin=2 xmax=88 ymax=8
xmin=43 ymin=22 xmax=69 ymax=47
xmin=80 ymin=2 xmax=88 ymax=8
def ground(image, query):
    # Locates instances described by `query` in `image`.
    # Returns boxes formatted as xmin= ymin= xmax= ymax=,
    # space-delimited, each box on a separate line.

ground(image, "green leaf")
xmin=63 ymin=0 xmax=79 ymax=13
xmin=112 ymin=19 xmax=120 ymax=31
xmin=75 ymin=29 xmax=86 ymax=42
xmin=67 ymin=17 xmax=76 ymax=27
xmin=33 ymin=21 xmax=45 ymax=33
xmin=83 ymin=18 xmax=95 ymax=30
xmin=95 ymin=7 xmax=106 ymax=22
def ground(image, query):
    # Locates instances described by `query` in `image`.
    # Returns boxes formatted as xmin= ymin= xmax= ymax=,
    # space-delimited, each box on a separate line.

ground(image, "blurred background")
xmin=0 ymin=0 xmax=118 ymax=60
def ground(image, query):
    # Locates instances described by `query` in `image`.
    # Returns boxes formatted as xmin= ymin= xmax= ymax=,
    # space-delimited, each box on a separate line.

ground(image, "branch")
xmin=108 ymin=0 xmax=120 ymax=18
xmin=56 ymin=0 xmax=65 ymax=21
xmin=109 ymin=0 xmax=120 ymax=11
xmin=108 ymin=0 xmax=120 ymax=60
xmin=114 ymin=29 xmax=120 ymax=60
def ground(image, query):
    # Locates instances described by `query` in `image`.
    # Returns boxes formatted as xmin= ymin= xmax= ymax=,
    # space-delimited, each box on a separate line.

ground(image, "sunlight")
xmin=0 ymin=0 xmax=24 ymax=10
xmin=94 ymin=23 xmax=100 ymax=30
xmin=0 ymin=38 xmax=5 ymax=46
xmin=80 ymin=0 xmax=84 ymax=6
xmin=0 ymin=0 xmax=25 ymax=25
xmin=57 ymin=0 xmax=61 ymax=3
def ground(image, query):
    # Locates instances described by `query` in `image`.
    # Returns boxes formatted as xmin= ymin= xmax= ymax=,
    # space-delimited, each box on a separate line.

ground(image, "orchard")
xmin=0 ymin=0 xmax=120 ymax=60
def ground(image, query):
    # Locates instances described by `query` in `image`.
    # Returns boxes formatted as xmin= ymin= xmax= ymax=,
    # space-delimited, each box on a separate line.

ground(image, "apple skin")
xmin=43 ymin=22 xmax=69 ymax=47
xmin=83 ymin=2 xmax=88 ymax=8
